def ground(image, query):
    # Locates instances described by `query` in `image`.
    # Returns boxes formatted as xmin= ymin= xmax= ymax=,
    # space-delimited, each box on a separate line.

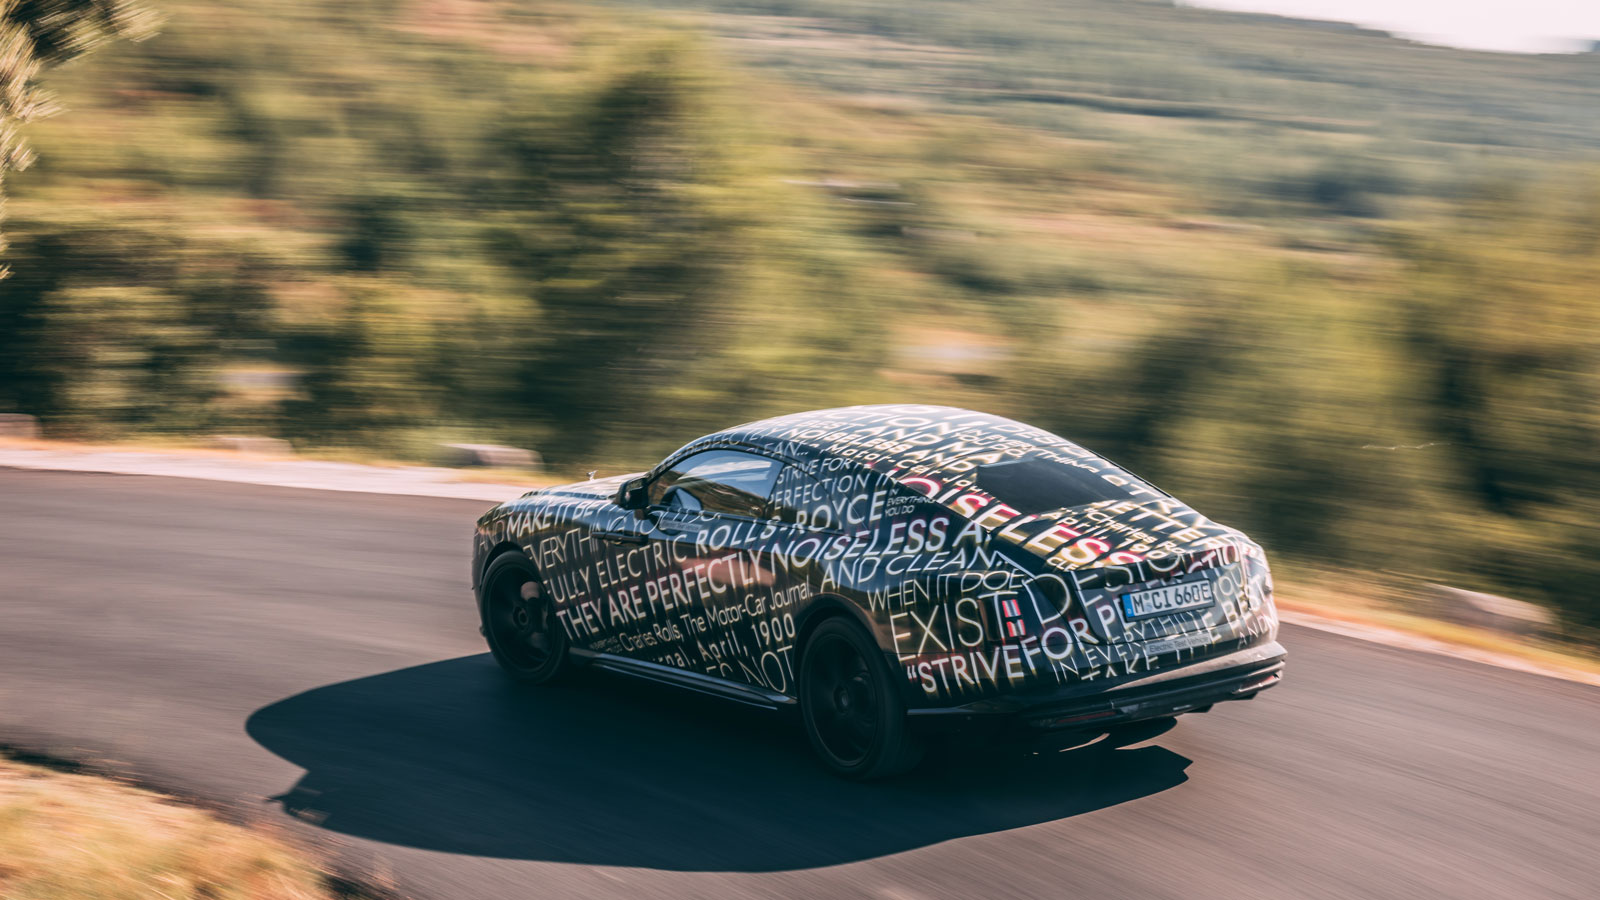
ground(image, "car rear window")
xmin=973 ymin=457 xmax=1138 ymax=514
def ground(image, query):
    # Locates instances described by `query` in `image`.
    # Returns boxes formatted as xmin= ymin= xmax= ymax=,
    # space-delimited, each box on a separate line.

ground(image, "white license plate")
xmin=1121 ymin=579 xmax=1216 ymax=620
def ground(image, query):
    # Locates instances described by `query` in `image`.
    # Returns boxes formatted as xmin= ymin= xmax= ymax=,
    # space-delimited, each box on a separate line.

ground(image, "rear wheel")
xmin=480 ymin=551 xmax=569 ymax=683
xmin=800 ymin=617 xmax=922 ymax=780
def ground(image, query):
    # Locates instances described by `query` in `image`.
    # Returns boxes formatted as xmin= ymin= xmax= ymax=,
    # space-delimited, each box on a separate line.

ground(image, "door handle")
xmin=595 ymin=530 xmax=647 ymax=545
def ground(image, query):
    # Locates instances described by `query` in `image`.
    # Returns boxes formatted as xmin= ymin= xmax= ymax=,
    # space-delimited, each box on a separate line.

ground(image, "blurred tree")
xmin=0 ymin=216 xmax=279 ymax=431
xmin=1388 ymin=191 xmax=1600 ymax=629
xmin=477 ymin=36 xmax=887 ymax=463
xmin=483 ymin=38 xmax=761 ymax=457
xmin=0 ymin=0 xmax=158 ymax=259
xmin=274 ymin=280 xmax=473 ymax=445
xmin=337 ymin=196 xmax=411 ymax=274
xmin=36 ymin=284 xmax=219 ymax=431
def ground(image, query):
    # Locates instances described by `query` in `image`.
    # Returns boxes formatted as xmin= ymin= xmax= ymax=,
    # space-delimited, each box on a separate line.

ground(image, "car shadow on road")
xmin=245 ymin=654 xmax=1190 ymax=872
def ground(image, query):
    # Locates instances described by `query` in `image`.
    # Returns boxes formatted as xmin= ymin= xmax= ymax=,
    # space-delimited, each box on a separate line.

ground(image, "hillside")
xmin=612 ymin=0 xmax=1600 ymax=179
xmin=0 ymin=0 xmax=1597 ymax=629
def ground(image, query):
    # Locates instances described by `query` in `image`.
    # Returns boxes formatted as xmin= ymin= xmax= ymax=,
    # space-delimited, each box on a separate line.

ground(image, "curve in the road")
xmin=6 ymin=469 xmax=1600 ymax=900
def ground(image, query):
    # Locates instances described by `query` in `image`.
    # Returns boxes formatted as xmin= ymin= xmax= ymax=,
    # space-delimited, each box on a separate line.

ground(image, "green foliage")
xmin=614 ymin=0 xmax=1600 ymax=154
xmin=0 ymin=214 xmax=280 ymax=430
xmin=0 ymin=0 xmax=156 ymax=249
xmin=482 ymin=35 xmax=751 ymax=448
xmin=5 ymin=1 xmax=155 ymax=64
xmin=274 ymin=280 xmax=475 ymax=443
xmin=36 ymin=285 xmax=219 ymax=430
xmin=1383 ymin=191 xmax=1600 ymax=627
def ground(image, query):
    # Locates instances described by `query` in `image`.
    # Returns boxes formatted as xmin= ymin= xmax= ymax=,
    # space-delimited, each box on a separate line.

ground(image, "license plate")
xmin=1121 ymin=579 xmax=1215 ymax=620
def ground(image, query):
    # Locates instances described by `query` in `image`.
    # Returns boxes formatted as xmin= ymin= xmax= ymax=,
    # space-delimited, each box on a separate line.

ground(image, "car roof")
xmin=667 ymin=405 xmax=1176 ymax=534
xmin=693 ymin=404 xmax=1095 ymax=468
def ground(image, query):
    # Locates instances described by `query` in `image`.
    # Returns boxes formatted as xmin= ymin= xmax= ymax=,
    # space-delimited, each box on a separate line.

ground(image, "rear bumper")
xmin=907 ymin=640 xmax=1286 ymax=739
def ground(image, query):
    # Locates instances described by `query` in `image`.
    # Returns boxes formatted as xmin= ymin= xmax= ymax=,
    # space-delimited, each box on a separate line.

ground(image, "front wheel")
xmin=800 ymin=617 xmax=922 ymax=780
xmin=480 ymin=551 xmax=569 ymax=684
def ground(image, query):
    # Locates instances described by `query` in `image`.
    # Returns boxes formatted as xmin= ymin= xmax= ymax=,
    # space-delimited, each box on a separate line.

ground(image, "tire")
xmin=479 ymin=551 xmax=570 ymax=684
xmin=799 ymin=617 xmax=923 ymax=780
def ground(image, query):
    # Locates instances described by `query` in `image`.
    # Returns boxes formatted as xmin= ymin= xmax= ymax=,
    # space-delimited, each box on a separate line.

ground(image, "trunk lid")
xmin=992 ymin=497 xmax=1253 ymax=646
xmin=1067 ymin=544 xmax=1246 ymax=645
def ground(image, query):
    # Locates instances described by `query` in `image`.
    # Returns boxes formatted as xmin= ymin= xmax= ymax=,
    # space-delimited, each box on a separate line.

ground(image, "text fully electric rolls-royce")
xmin=472 ymin=405 xmax=1285 ymax=779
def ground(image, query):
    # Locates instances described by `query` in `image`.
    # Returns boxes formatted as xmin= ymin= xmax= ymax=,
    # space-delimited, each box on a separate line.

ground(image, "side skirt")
xmin=569 ymin=648 xmax=798 ymax=710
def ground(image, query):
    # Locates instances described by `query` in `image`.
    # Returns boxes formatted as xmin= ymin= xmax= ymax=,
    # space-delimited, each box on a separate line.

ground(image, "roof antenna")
xmin=587 ymin=470 xmax=597 ymax=481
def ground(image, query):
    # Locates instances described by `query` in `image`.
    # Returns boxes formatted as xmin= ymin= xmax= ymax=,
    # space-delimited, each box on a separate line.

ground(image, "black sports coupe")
xmin=472 ymin=405 xmax=1284 ymax=778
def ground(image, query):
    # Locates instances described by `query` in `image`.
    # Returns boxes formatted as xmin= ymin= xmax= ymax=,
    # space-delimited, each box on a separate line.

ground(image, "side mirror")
xmin=616 ymin=476 xmax=650 ymax=511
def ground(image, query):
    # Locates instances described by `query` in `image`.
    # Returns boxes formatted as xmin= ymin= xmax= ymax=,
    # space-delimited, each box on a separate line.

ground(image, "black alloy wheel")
xmin=800 ymin=617 xmax=922 ymax=780
xmin=481 ymin=552 xmax=568 ymax=683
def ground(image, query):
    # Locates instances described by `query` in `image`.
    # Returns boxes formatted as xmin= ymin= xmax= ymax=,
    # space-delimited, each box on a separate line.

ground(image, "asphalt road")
xmin=2 ymin=468 xmax=1597 ymax=900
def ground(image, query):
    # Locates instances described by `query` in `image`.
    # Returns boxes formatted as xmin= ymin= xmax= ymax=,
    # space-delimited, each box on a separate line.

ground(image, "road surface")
xmin=2 ymin=468 xmax=1597 ymax=899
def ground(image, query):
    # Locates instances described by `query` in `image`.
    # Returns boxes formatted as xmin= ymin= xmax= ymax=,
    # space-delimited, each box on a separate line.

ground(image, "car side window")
xmin=650 ymin=449 xmax=780 ymax=518
xmin=768 ymin=465 xmax=838 ymax=529
xmin=661 ymin=485 xmax=703 ymax=512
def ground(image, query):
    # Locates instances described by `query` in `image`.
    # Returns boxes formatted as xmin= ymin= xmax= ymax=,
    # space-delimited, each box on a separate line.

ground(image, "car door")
xmin=642 ymin=448 xmax=787 ymax=686
xmin=579 ymin=492 xmax=680 ymax=664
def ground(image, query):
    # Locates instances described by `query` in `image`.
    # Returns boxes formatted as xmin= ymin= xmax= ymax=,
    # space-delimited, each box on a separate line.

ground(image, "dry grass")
xmin=1276 ymin=573 xmax=1600 ymax=685
xmin=0 ymin=754 xmax=361 ymax=900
